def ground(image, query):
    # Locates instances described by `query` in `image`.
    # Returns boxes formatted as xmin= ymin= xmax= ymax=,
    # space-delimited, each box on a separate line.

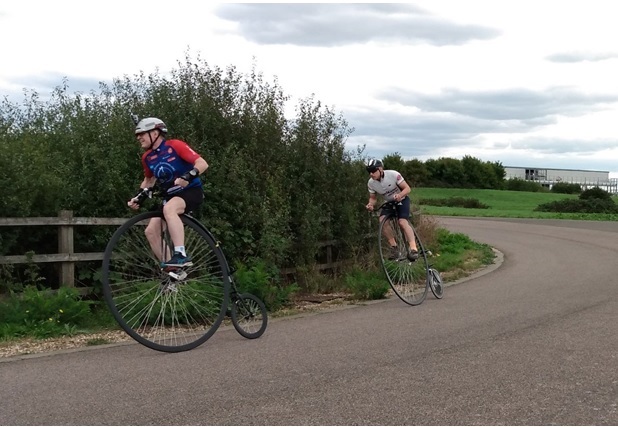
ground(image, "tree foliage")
xmin=0 ymin=55 xmax=369 ymax=289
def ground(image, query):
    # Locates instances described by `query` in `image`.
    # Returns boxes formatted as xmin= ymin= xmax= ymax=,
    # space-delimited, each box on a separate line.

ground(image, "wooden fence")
xmin=0 ymin=211 xmax=350 ymax=287
xmin=0 ymin=210 xmax=127 ymax=287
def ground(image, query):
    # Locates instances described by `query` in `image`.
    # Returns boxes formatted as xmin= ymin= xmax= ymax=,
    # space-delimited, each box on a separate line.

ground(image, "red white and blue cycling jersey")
xmin=141 ymin=139 xmax=202 ymax=195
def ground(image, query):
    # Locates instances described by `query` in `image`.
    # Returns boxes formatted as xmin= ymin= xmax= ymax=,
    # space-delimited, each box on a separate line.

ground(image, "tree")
xmin=425 ymin=157 xmax=466 ymax=187
xmin=382 ymin=153 xmax=405 ymax=172
xmin=402 ymin=158 xmax=430 ymax=187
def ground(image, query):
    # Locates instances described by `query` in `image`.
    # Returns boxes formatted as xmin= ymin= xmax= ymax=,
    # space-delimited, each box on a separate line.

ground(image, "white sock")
xmin=175 ymin=246 xmax=186 ymax=257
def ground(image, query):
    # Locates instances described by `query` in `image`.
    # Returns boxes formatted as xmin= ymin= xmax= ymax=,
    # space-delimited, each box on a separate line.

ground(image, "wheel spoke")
xmin=230 ymin=293 xmax=268 ymax=339
xmin=429 ymin=267 xmax=444 ymax=299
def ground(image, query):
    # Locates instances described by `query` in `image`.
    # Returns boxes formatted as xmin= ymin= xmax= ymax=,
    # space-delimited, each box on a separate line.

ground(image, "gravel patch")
xmin=0 ymin=294 xmax=356 ymax=358
xmin=0 ymin=331 xmax=131 ymax=358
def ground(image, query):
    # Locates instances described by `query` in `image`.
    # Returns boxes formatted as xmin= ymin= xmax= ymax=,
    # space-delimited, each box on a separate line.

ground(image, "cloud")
xmin=546 ymin=51 xmax=618 ymax=63
xmin=509 ymin=136 xmax=618 ymax=155
xmin=1 ymin=73 xmax=108 ymax=104
xmin=342 ymin=108 xmax=499 ymax=158
xmin=342 ymin=101 xmax=618 ymax=163
xmin=214 ymin=3 xmax=500 ymax=47
xmin=378 ymin=86 xmax=618 ymax=122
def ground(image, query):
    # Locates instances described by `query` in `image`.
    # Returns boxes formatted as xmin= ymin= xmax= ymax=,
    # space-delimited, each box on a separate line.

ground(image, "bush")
xmin=579 ymin=186 xmax=611 ymax=201
xmin=551 ymin=182 xmax=581 ymax=194
xmin=233 ymin=260 xmax=298 ymax=311
xmin=418 ymin=197 xmax=489 ymax=209
xmin=344 ymin=268 xmax=390 ymax=300
xmin=534 ymin=198 xmax=618 ymax=213
xmin=504 ymin=178 xmax=548 ymax=192
xmin=0 ymin=286 xmax=94 ymax=339
xmin=0 ymin=56 xmax=367 ymax=292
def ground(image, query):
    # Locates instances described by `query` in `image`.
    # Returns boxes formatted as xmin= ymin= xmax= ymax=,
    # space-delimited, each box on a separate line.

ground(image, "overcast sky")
xmin=2 ymin=1 xmax=618 ymax=175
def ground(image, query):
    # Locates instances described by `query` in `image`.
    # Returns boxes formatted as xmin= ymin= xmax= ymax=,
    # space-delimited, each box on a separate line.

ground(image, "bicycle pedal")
xmin=167 ymin=270 xmax=187 ymax=281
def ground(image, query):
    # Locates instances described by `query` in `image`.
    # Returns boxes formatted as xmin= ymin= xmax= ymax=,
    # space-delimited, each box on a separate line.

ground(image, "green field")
xmin=412 ymin=187 xmax=618 ymax=220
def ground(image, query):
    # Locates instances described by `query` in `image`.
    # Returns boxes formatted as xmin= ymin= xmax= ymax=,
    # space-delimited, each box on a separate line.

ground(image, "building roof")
xmin=504 ymin=166 xmax=609 ymax=173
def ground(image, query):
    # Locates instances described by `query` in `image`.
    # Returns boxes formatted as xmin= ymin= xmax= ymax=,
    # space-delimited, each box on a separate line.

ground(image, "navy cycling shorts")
xmin=379 ymin=196 xmax=411 ymax=219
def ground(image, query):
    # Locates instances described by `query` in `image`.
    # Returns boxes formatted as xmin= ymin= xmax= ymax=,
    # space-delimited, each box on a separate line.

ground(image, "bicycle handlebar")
xmin=132 ymin=183 xmax=188 ymax=207
xmin=376 ymin=200 xmax=403 ymax=210
xmin=133 ymin=187 xmax=154 ymax=205
xmin=368 ymin=200 xmax=403 ymax=214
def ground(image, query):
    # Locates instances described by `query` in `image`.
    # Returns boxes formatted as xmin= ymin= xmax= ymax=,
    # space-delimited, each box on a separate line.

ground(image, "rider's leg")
xmin=144 ymin=217 xmax=168 ymax=262
xmin=395 ymin=198 xmax=419 ymax=260
xmin=398 ymin=218 xmax=418 ymax=252
xmin=380 ymin=214 xmax=397 ymax=247
xmin=162 ymin=196 xmax=187 ymax=254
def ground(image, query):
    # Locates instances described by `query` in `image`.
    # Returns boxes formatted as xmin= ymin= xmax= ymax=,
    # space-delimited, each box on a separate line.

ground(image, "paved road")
xmin=1 ymin=217 xmax=617 ymax=425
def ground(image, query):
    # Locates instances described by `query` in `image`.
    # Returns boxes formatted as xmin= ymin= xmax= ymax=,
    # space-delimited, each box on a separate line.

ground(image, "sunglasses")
xmin=367 ymin=168 xmax=379 ymax=174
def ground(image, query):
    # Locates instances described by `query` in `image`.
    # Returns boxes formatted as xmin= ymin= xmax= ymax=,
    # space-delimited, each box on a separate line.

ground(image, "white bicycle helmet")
xmin=135 ymin=117 xmax=168 ymax=135
xmin=366 ymin=158 xmax=383 ymax=172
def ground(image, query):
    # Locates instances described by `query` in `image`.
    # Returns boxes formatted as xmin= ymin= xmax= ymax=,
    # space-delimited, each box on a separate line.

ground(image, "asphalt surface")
xmin=1 ymin=217 xmax=617 ymax=425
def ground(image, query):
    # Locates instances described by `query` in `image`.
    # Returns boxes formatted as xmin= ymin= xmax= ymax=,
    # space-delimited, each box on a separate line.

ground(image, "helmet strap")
xmin=147 ymin=131 xmax=163 ymax=150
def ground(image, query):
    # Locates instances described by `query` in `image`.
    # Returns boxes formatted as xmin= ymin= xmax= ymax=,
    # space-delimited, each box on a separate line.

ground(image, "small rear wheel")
xmin=378 ymin=216 xmax=430 ymax=306
xmin=429 ymin=268 xmax=444 ymax=299
xmin=230 ymin=293 xmax=268 ymax=339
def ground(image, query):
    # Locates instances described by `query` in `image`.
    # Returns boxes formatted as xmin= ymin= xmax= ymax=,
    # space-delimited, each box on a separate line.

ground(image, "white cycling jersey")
xmin=368 ymin=169 xmax=405 ymax=201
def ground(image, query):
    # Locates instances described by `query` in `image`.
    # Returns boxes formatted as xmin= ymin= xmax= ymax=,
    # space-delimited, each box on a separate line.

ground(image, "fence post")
xmin=58 ymin=210 xmax=74 ymax=287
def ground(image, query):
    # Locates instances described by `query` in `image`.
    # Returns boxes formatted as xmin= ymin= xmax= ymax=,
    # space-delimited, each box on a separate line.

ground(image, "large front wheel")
xmin=378 ymin=216 xmax=430 ymax=306
xmin=102 ymin=211 xmax=230 ymax=352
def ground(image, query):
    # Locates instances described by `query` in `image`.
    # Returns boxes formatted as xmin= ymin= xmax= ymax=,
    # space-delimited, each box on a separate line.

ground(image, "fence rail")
xmin=0 ymin=211 xmax=127 ymax=287
xmin=0 ymin=211 xmax=349 ymax=287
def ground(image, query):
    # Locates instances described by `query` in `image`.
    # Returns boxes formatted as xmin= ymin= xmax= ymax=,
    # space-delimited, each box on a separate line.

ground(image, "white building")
xmin=504 ymin=166 xmax=618 ymax=194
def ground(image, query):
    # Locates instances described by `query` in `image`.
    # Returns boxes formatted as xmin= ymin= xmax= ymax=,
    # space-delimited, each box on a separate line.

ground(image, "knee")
xmin=162 ymin=203 xmax=177 ymax=217
xmin=162 ymin=200 xmax=183 ymax=217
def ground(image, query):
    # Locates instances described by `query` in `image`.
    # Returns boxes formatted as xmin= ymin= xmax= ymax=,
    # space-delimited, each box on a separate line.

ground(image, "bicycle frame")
xmin=181 ymin=213 xmax=238 ymax=293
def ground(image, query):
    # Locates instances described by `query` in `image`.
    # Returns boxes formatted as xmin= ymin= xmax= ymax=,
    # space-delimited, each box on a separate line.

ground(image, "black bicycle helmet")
xmin=366 ymin=158 xmax=383 ymax=172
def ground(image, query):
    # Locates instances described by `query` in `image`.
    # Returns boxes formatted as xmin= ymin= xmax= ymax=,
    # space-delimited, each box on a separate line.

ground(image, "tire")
xmin=429 ymin=268 xmax=444 ymax=299
xmin=230 ymin=293 xmax=268 ymax=339
xmin=378 ymin=216 xmax=429 ymax=306
xmin=102 ymin=211 xmax=230 ymax=352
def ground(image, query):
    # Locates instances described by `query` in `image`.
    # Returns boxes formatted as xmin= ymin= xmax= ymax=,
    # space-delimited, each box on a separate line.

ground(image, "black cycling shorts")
xmin=162 ymin=186 xmax=204 ymax=214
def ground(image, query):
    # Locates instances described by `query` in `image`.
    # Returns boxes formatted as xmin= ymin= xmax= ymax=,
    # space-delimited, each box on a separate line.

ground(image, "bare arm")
xmin=193 ymin=157 xmax=208 ymax=174
xmin=394 ymin=180 xmax=411 ymax=201
xmin=366 ymin=193 xmax=377 ymax=211
xmin=174 ymin=157 xmax=209 ymax=187
xmin=140 ymin=176 xmax=156 ymax=189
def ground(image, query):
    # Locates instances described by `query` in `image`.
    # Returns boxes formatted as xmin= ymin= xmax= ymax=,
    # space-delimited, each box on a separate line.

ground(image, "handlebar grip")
xmin=134 ymin=187 xmax=153 ymax=205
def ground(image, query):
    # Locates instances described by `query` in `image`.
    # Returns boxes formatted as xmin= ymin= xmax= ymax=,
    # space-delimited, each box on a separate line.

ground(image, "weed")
xmin=86 ymin=338 xmax=110 ymax=346
xmin=345 ymin=268 xmax=390 ymax=300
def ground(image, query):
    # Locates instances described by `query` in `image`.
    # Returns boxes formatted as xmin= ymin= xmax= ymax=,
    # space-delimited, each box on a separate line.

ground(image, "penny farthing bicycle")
xmin=102 ymin=187 xmax=268 ymax=352
xmin=375 ymin=201 xmax=444 ymax=306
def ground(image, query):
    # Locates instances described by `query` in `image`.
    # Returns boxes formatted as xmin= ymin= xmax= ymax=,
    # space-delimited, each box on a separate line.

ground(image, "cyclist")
xmin=364 ymin=158 xmax=419 ymax=261
xmin=127 ymin=117 xmax=208 ymax=268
